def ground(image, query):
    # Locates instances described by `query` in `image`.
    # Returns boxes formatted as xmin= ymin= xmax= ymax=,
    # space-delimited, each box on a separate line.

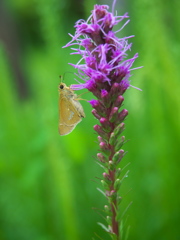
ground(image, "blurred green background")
xmin=0 ymin=0 xmax=179 ymax=239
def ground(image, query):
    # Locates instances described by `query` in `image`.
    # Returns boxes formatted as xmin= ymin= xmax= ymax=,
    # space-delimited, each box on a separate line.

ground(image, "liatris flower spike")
xmin=63 ymin=1 xmax=140 ymax=239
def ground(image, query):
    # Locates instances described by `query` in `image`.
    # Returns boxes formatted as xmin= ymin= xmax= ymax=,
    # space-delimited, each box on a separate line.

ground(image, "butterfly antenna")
xmin=59 ymin=75 xmax=63 ymax=83
xmin=63 ymin=71 xmax=75 ymax=81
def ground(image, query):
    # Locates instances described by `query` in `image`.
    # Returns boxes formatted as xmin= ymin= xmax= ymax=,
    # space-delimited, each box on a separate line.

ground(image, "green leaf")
xmin=97 ymin=222 xmax=109 ymax=232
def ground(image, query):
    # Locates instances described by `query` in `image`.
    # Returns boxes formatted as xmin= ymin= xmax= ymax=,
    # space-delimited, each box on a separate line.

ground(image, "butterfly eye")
xmin=59 ymin=84 xmax=64 ymax=89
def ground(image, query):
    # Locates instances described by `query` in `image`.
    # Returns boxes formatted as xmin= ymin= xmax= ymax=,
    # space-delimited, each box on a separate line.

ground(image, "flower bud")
xmin=113 ymin=95 xmax=124 ymax=108
xmin=115 ymin=136 xmax=125 ymax=151
xmin=99 ymin=142 xmax=111 ymax=155
xmin=101 ymin=89 xmax=111 ymax=108
xmin=109 ymin=132 xmax=116 ymax=145
xmin=109 ymin=160 xmax=115 ymax=171
xmin=116 ymin=109 xmax=128 ymax=123
xmin=109 ymin=107 xmax=119 ymax=122
xmin=101 ymin=180 xmax=109 ymax=190
xmin=97 ymin=153 xmax=106 ymax=163
xmin=114 ymin=179 xmax=121 ymax=191
xmin=89 ymin=99 xmax=106 ymax=116
xmin=92 ymin=109 xmax=101 ymax=120
xmin=106 ymin=216 xmax=112 ymax=225
xmin=115 ymin=168 xmax=121 ymax=179
xmin=112 ymin=150 xmax=125 ymax=165
xmin=98 ymin=136 xmax=103 ymax=142
xmin=94 ymin=124 xmax=108 ymax=139
xmin=113 ymin=122 xmax=125 ymax=136
xmin=109 ymin=190 xmax=117 ymax=201
xmin=104 ymin=205 xmax=111 ymax=214
xmin=103 ymin=172 xmax=111 ymax=183
xmin=109 ymin=83 xmax=122 ymax=99
xmin=100 ymin=117 xmax=112 ymax=131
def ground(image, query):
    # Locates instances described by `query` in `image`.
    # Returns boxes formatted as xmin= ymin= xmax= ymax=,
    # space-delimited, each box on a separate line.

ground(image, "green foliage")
xmin=0 ymin=0 xmax=179 ymax=239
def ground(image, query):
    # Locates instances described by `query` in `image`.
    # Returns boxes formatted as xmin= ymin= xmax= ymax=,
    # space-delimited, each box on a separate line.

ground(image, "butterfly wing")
xmin=59 ymin=96 xmax=83 ymax=135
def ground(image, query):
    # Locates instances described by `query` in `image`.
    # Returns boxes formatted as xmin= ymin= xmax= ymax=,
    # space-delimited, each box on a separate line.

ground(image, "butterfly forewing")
xmin=58 ymin=83 xmax=85 ymax=135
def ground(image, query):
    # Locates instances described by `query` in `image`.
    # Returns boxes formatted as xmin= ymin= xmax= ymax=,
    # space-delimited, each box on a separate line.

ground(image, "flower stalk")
xmin=64 ymin=2 xmax=139 ymax=239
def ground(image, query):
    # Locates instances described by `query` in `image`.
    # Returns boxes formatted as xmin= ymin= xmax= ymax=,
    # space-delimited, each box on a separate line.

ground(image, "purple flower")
xmin=64 ymin=5 xmax=138 ymax=97
xmin=63 ymin=2 xmax=140 ymax=238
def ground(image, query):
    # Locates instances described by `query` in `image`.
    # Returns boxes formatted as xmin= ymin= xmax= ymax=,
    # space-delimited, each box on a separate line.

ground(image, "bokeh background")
xmin=0 ymin=0 xmax=179 ymax=239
